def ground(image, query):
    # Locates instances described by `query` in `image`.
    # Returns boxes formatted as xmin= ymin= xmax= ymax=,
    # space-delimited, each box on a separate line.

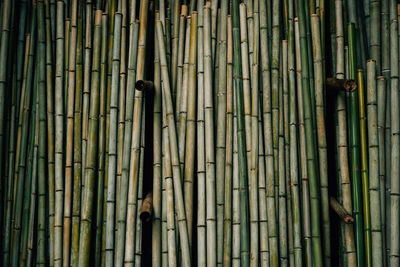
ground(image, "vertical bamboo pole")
xmin=77 ymin=10 xmax=102 ymax=267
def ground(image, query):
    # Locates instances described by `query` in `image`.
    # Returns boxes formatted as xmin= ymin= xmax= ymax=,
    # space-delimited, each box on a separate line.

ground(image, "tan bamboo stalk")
xmin=54 ymin=0 xmax=65 ymax=265
xmin=183 ymin=11 xmax=197 ymax=245
xmin=246 ymin=0 xmax=254 ymax=79
xmin=175 ymin=6 xmax=187 ymax=112
xmin=77 ymin=10 xmax=103 ymax=267
xmin=123 ymin=1 xmax=149 ymax=265
xmin=311 ymin=14 xmax=331 ymax=266
xmin=63 ymin=1 xmax=78 ymax=265
xmin=196 ymin=1 xmax=206 ymax=265
xmin=335 ymin=1 xmax=357 ymax=265
xmin=295 ymin=17 xmax=313 ymax=267
xmin=157 ymin=19 xmax=192 ymax=266
xmin=171 ymin=0 xmax=180 ymax=100
xmin=223 ymin=15 xmax=233 ymax=267
xmin=211 ymin=0 xmax=218 ymax=60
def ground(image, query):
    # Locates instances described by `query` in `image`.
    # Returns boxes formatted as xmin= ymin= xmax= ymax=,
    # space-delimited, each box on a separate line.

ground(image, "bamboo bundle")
xmin=0 ymin=1 xmax=399 ymax=266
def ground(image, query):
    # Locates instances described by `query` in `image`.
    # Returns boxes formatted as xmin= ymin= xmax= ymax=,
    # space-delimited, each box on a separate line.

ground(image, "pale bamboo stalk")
xmin=63 ymin=2 xmax=78 ymax=265
xmin=54 ymin=0 xmax=64 ymax=265
xmin=161 ymin=117 xmax=168 ymax=266
xmin=203 ymin=4 xmax=217 ymax=266
xmin=162 ymin=95 xmax=177 ymax=267
xmin=63 ymin=17 xmax=70 ymax=116
xmin=223 ymin=15 xmax=233 ymax=267
xmin=177 ymin=15 xmax=191 ymax=174
xmin=295 ymin=17 xmax=313 ymax=267
xmin=239 ymin=3 xmax=252 ymax=182
xmin=196 ymin=1 xmax=206 ymax=266
xmin=216 ymin=2 xmax=228 ymax=265
xmin=390 ymin=1 xmax=400 ymax=265
xmin=183 ymin=12 xmax=197 ymax=245
xmin=152 ymin=11 xmax=162 ymax=267
xmin=366 ymin=60 xmax=383 ymax=266
xmin=232 ymin=83 xmax=241 ymax=267
xmin=260 ymin=1 xmax=278 ymax=266
xmin=81 ymin=0 xmax=93 ymax=190
xmin=175 ymin=6 xmax=187 ymax=112
xmin=249 ymin=1 xmax=260 ymax=266
xmin=77 ymin=10 xmax=103 ymax=267
xmin=134 ymin=111 xmax=145 ymax=267
xmin=335 ymin=1 xmax=357 ymax=265
xmin=156 ymin=19 xmax=192 ymax=266
xmin=311 ymin=14 xmax=331 ymax=266
xmin=171 ymin=0 xmax=180 ymax=100
xmin=123 ymin=1 xmax=149 ymax=265
xmin=279 ymin=41 xmax=288 ymax=267
xmin=211 ymin=0 xmax=218 ymax=60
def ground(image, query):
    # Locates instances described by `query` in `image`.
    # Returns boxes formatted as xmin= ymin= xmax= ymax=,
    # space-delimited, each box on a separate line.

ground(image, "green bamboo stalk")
xmin=260 ymin=1 xmax=278 ymax=266
xmin=223 ymin=15 xmax=233 ymax=267
xmin=210 ymin=0 xmax=217 ymax=60
xmin=63 ymin=2 xmax=78 ymax=265
xmin=348 ymin=22 xmax=365 ymax=267
xmin=357 ymin=68 xmax=373 ymax=267
xmin=54 ymin=0 xmax=64 ymax=263
xmin=196 ymin=1 xmax=206 ymax=265
xmin=63 ymin=17 xmax=70 ymax=115
xmin=70 ymin=2 xmax=83 ymax=265
xmin=216 ymin=2 xmax=228 ymax=264
xmin=37 ymin=1 xmax=47 ymax=264
xmin=389 ymin=1 xmax=400 ymax=265
xmin=370 ymin=0 xmax=380 ymax=74
xmin=26 ymin=83 xmax=38 ymax=267
xmin=95 ymin=11 xmax=109 ymax=267
xmin=183 ymin=11 xmax=197 ymax=245
xmin=157 ymin=19 xmax=192 ymax=266
xmin=297 ymin=1 xmax=323 ymax=265
xmin=366 ymin=60 xmax=383 ymax=266
xmin=77 ymin=10 xmax=102 ymax=267
xmin=81 ymin=0 xmax=93 ymax=189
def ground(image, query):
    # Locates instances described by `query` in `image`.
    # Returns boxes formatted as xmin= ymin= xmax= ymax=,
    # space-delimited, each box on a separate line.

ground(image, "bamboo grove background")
xmin=0 ymin=0 xmax=398 ymax=266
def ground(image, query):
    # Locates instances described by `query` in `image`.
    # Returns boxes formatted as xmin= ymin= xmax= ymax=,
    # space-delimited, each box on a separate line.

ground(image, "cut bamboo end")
xmin=326 ymin=78 xmax=357 ymax=92
xmin=140 ymin=193 xmax=153 ymax=222
xmin=135 ymin=80 xmax=154 ymax=92
xmin=329 ymin=197 xmax=354 ymax=224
